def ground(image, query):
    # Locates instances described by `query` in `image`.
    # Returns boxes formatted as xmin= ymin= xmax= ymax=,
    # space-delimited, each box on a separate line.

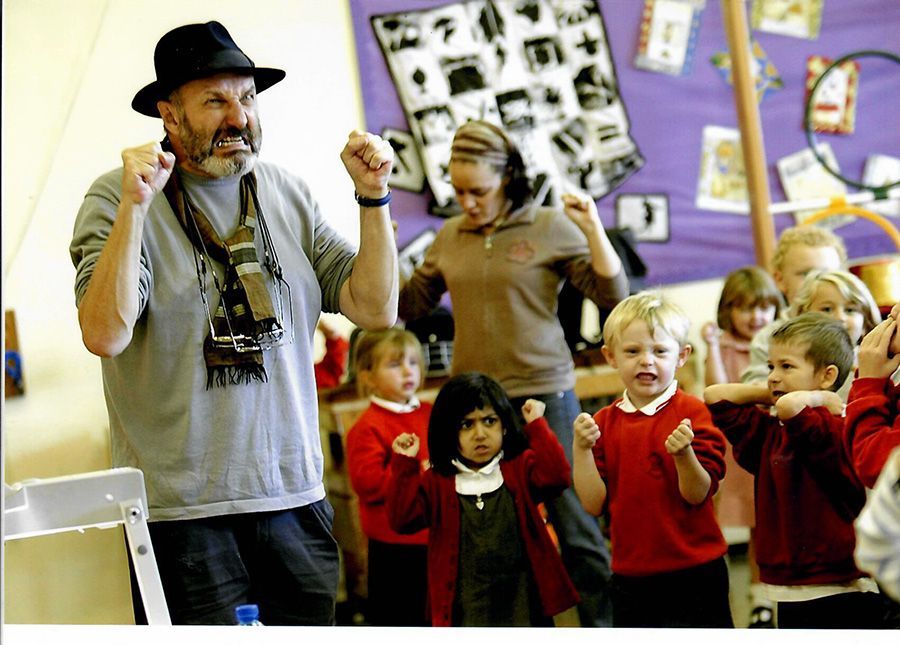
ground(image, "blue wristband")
xmin=354 ymin=190 xmax=391 ymax=207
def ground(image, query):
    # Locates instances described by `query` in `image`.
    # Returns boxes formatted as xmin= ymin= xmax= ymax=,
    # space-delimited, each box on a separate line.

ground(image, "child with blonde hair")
xmin=789 ymin=269 xmax=881 ymax=400
xmin=741 ymin=225 xmax=846 ymax=385
xmin=789 ymin=269 xmax=880 ymax=345
xmin=572 ymin=291 xmax=732 ymax=627
xmin=387 ymin=372 xmax=578 ymax=626
xmin=345 ymin=328 xmax=431 ymax=626
xmin=705 ymin=313 xmax=890 ymax=628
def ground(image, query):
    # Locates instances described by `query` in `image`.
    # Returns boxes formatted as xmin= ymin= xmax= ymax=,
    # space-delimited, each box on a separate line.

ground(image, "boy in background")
xmin=705 ymin=313 xmax=887 ymax=628
xmin=572 ymin=291 xmax=732 ymax=628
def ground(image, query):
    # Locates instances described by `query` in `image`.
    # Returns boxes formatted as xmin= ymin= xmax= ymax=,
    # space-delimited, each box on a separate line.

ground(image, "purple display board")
xmin=350 ymin=0 xmax=899 ymax=285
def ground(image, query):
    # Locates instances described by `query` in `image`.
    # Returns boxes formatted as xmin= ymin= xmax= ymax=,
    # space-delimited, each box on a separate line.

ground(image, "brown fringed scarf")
xmin=163 ymin=169 xmax=281 ymax=388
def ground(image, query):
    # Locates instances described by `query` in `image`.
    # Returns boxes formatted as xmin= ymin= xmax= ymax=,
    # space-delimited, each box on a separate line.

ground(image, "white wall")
xmin=1 ymin=0 xmax=726 ymax=625
xmin=2 ymin=0 xmax=364 ymax=624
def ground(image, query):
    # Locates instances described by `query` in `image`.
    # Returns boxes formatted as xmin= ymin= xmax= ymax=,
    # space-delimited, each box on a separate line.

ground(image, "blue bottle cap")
xmin=235 ymin=604 xmax=260 ymax=624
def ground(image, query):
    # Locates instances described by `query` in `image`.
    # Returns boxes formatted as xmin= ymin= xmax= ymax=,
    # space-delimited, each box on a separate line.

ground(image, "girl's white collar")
xmin=452 ymin=452 xmax=504 ymax=496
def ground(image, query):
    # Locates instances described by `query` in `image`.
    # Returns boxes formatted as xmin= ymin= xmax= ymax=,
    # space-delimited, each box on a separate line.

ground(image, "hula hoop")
xmin=801 ymin=197 xmax=900 ymax=250
xmin=803 ymin=49 xmax=900 ymax=191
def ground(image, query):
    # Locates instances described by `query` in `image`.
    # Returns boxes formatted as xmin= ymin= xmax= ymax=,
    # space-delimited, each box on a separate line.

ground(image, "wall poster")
xmin=371 ymin=0 xmax=644 ymax=215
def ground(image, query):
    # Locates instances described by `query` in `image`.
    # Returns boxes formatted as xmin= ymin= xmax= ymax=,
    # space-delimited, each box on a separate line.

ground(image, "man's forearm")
xmin=340 ymin=206 xmax=398 ymax=329
xmin=78 ymin=200 xmax=146 ymax=357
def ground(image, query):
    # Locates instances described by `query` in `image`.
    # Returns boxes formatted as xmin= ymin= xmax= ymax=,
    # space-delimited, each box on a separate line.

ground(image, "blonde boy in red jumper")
xmin=572 ymin=291 xmax=732 ymax=628
xmin=705 ymin=313 xmax=889 ymax=628
xmin=345 ymin=328 xmax=432 ymax=626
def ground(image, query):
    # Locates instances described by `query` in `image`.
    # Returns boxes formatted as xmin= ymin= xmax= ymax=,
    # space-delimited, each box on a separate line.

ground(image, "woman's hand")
xmin=561 ymin=192 xmax=601 ymax=235
xmin=561 ymin=192 xmax=623 ymax=279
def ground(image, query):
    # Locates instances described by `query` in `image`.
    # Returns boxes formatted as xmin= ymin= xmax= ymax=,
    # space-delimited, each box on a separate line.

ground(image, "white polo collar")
xmin=452 ymin=452 xmax=504 ymax=496
xmin=370 ymin=395 xmax=421 ymax=414
xmin=616 ymin=380 xmax=679 ymax=416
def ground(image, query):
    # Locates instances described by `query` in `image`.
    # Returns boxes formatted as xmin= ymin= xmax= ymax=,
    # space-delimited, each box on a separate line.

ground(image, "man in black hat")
xmin=70 ymin=21 xmax=397 ymax=625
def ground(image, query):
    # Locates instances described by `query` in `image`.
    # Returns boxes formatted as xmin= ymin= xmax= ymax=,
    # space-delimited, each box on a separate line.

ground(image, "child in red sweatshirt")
xmin=845 ymin=302 xmax=900 ymax=488
xmin=386 ymin=372 xmax=578 ymax=627
xmin=572 ymin=291 xmax=732 ymax=628
xmin=705 ymin=312 xmax=889 ymax=628
xmin=345 ymin=328 xmax=431 ymax=626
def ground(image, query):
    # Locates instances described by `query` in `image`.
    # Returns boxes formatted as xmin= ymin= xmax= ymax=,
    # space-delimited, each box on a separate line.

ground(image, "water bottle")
xmin=235 ymin=603 xmax=264 ymax=626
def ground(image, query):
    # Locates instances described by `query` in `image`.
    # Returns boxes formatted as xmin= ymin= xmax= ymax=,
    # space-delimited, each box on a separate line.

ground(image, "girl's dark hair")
xmin=427 ymin=372 xmax=529 ymax=476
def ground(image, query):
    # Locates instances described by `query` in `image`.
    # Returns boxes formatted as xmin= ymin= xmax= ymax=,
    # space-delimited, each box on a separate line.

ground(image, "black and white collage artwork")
xmin=372 ymin=0 xmax=644 ymax=216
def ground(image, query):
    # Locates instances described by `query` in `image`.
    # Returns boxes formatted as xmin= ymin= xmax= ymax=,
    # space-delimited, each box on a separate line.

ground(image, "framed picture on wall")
xmin=695 ymin=125 xmax=749 ymax=213
xmin=383 ymin=127 xmax=426 ymax=192
xmin=804 ymin=55 xmax=859 ymax=135
xmin=634 ymin=0 xmax=705 ymax=77
xmin=371 ymin=0 xmax=644 ymax=216
xmin=750 ymin=0 xmax=823 ymax=40
xmin=862 ymin=154 xmax=900 ymax=217
xmin=616 ymin=193 xmax=670 ymax=243
xmin=777 ymin=144 xmax=851 ymax=227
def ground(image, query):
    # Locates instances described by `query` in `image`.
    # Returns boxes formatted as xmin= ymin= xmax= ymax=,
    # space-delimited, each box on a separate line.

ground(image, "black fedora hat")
xmin=132 ymin=21 xmax=285 ymax=117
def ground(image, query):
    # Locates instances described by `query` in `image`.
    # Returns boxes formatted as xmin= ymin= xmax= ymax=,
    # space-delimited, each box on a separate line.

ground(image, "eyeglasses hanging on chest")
xmin=182 ymin=180 xmax=294 ymax=354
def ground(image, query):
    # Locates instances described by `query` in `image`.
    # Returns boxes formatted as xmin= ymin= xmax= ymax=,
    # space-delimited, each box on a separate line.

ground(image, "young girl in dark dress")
xmin=386 ymin=372 xmax=579 ymax=626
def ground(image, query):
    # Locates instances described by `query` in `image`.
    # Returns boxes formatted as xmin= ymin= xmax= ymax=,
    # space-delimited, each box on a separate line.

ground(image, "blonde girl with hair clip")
xmin=345 ymin=328 xmax=432 ymax=626
xmin=790 ymin=269 xmax=881 ymax=402
xmin=790 ymin=269 xmax=881 ymax=346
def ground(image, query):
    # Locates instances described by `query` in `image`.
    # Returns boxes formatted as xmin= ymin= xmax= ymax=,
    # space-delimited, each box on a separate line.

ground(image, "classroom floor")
xmin=542 ymin=538 xmax=755 ymax=628
xmin=337 ymin=535 xmax=757 ymax=628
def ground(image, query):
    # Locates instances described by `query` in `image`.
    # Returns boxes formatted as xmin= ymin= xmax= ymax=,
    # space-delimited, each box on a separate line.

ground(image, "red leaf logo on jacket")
xmin=506 ymin=239 xmax=535 ymax=263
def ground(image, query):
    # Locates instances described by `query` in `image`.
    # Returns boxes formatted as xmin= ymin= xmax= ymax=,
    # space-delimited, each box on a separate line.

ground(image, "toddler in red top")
xmin=845 ymin=302 xmax=900 ymax=488
xmin=313 ymin=317 xmax=350 ymax=389
xmin=572 ymin=291 xmax=732 ymax=628
xmin=705 ymin=312 xmax=890 ymax=628
xmin=345 ymin=328 xmax=431 ymax=626
xmin=386 ymin=372 xmax=578 ymax=627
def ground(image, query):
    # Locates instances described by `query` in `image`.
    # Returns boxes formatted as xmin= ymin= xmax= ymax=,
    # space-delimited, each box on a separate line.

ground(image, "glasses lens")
xmin=200 ymin=268 xmax=293 ymax=353
xmin=256 ymin=324 xmax=285 ymax=351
